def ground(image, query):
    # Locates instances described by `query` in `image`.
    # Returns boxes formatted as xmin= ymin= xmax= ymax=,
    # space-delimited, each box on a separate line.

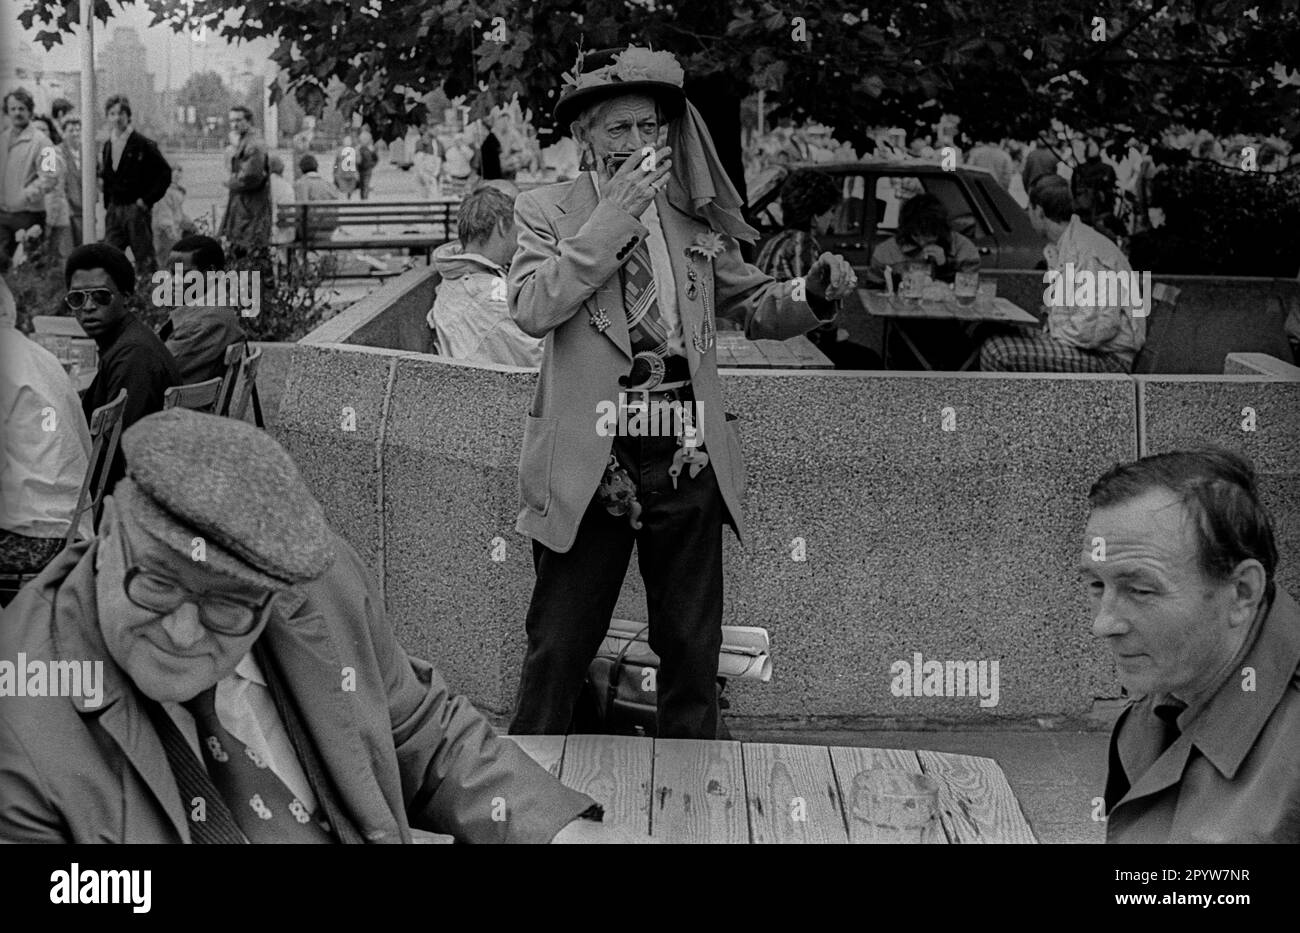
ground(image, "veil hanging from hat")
xmin=665 ymin=100 xmax=760 ymax=244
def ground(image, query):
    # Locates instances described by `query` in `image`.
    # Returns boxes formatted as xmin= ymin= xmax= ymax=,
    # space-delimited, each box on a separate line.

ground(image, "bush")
xmin=1131 ymin=162 xmax=1300 ymax=277
xmin=224 ymin=247 xmax=341 ymax=342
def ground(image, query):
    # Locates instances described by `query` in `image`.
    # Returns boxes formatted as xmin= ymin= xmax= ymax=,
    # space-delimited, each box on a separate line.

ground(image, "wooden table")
xmin=506 ymin=735 xmax=1036 ymax=843
xmin=859 ymin=288 xmax=1040 ymax=372
xmin=714 ymin=331 xmax=833 ymax=369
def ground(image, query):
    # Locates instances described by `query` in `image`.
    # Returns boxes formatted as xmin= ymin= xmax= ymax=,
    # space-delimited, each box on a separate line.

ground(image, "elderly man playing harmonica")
xmin=507 ymin=45 xmax=856 ymax=738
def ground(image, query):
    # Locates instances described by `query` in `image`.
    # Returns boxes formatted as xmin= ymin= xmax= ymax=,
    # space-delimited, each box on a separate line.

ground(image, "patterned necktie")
xmin=183 ymin=686 xmax=333 ymax=843
xmin=621 ymin=240 xmax=670 ymax=358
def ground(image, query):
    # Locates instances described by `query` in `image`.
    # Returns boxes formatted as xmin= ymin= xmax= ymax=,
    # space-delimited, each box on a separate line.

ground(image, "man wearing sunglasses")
xmin=0 ymin=409 xmax=623 ymax=843
xmin=69 ymin=242 xmax=181 ymax=492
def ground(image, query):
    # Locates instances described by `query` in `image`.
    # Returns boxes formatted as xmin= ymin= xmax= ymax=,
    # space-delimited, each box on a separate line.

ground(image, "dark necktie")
xmin=146 ymin=700 xmax=248 ymax=843
xmin=183 ymin=686 xmax=333 ymax=843
xmin=1154 ymin=699 xmax=1188 ymax=754
xmin=621 ymin=240 xmax=670 ymax=358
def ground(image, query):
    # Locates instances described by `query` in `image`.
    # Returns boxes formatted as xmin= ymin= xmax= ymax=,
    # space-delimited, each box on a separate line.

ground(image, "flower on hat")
xmin=562 ymin=44 xmax=684 ymax=92
xmin=611 ymin=46 xmax=684 ymax=87
xmin=686 ymin=231 xmax=726 ymax=261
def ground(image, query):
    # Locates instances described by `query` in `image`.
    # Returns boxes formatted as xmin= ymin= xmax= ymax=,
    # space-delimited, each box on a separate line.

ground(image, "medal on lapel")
xmin=589 ymin=307 xmax=611 ymax=333
xmin=684 ymin=233 xmax=725 ymax=354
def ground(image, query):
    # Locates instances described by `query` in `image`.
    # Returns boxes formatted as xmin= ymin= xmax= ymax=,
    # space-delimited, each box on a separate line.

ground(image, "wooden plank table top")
xmin=505 ymin=735 xmax=1036 ymax=843
xmin=714 ymin=331 xmax=833 ymax=369
xmin=858 ymin=287 xmax=1039 ymax=324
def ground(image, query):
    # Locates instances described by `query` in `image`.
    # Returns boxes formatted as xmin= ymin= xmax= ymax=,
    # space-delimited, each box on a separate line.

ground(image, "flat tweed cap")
xmin=118 ymin=409 xmax=335 ymax=588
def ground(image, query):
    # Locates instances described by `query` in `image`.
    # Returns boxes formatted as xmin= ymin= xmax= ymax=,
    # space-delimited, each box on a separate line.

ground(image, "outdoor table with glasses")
xmin=860 ymin=285 xmax=1041 ymax=372
xmin=506 ymin=735 xmax=1036 ymax=843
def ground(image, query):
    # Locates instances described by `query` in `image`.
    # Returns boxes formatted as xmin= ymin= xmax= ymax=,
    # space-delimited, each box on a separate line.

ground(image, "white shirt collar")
xmin=233 ymin=651 xmax=267 ymax=687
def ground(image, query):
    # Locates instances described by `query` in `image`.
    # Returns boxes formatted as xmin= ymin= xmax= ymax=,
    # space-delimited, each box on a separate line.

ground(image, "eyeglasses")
xmin=64 ymin=288 xmax=115 ymax=311
xmin=119 ymin=526 xmax=275 ymax=637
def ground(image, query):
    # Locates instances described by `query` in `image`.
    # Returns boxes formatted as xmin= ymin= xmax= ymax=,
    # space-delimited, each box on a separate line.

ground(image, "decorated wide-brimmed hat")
xmin=554 ymin=45 xmax=687 ymax=128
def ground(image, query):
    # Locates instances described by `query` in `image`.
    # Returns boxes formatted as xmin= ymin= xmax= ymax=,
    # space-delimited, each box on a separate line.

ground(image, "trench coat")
xmin=219 ymin=132 xmax=272 ymax=253
xmin=507 ymin=174 xmax=823 ymax=553
xmin=1103 ymin=588 xmax=1300 ymax=843
xmin=0 ymin=534 xmax=595 ymax=843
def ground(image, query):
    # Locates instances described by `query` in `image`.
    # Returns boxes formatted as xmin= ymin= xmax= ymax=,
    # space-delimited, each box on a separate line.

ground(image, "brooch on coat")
xmin=685 ymin=231 xmax=726 ymax=262
xmin=684 ymin=233 xmax=724 ymax=352
xmin=589 ymin=307 xmax=611 ymax=333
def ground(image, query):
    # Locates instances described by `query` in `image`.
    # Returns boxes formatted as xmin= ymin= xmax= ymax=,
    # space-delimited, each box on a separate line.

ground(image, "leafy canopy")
xmin=20 ymin=0 xmax=1300 ymax=147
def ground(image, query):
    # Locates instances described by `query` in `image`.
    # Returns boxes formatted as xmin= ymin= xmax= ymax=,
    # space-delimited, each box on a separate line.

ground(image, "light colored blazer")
xmin=0 ymin=535 xmax=595 ymax=843
xmin=508 ymin=174 xmax=822 ymax=553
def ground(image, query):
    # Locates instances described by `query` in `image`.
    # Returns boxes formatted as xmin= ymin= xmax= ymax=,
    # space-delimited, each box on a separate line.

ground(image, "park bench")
xmin=276 ymin=199 xmax=461 ymax=275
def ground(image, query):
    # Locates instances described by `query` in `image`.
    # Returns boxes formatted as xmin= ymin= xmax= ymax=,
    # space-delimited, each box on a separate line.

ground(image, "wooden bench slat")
xmin=560 ymin=734 xmax=654 ymax=834
xmin=916 ymin=750 xmax=1037 ymax=844
xmin=652 ymin=738 xmax=748 ymax=843
xmin=742 ymin=743 xmax=848 ymax=844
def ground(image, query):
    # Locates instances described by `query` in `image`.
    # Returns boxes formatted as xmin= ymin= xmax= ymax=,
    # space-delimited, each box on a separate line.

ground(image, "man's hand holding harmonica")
xmin=596 ymin=144 xmax=673 ymax=219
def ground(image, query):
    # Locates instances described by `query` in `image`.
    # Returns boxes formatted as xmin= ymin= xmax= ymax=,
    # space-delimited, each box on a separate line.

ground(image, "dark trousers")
xmin=104 ymin=202 xmax=156 ymax=276
xmin=510 ymin=428 xmax=726 ymax=739
xmin=0 ymin=210 xmax=46 ymax=262
xmin=69 ymin=214 xmax=84 ymax=248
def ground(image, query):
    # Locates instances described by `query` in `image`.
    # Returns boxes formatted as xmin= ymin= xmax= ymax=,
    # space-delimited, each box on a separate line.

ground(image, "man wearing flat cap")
xmin=0 ymin=409 xmax=630 ymax=843
xmin=507 ymin=45 xmax=857 ymax=738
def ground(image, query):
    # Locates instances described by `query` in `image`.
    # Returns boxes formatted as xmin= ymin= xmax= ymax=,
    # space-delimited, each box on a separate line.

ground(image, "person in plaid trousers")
xmin=980 ymin=175 xmax=1145 ymax=373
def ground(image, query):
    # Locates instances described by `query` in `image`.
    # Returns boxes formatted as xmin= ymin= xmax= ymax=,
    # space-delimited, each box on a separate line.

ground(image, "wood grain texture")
xmin=502 ymin=735 xmax=566 ymax=778
xmin=827 ymin=746 xmax=944 ymax=843
xmin=917 ymin=750 xmax=1037 ymax=844
xmin=652 ymin=739 xmax=749 ymax=843
xmin=753 ymin=338 xmax=800 ymax=366
xmin=559 ymin=735 xmax=654 ymax=834
xmin=742 ymin=743 xmax=848 ymax=844
xmin=786 ymin=335 xmax=834 ymax=367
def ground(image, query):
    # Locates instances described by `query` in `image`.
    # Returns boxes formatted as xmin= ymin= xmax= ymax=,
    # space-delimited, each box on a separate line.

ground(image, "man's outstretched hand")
xmin=807 ymin=251 xmax=858 ymax=300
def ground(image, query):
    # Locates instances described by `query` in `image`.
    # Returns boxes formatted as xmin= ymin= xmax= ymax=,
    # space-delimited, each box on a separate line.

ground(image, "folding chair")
xmin=216 ymin=343 xmax=265 ymax=426
xmin=0 ymin=388 xmax=129 ymax=607
xmin=163 ymin=376 xmax=224 ymax=414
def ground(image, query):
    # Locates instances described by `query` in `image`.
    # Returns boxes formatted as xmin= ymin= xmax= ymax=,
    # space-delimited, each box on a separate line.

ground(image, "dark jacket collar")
xmin=1180 ymin=589 xmax=1300 ymax=779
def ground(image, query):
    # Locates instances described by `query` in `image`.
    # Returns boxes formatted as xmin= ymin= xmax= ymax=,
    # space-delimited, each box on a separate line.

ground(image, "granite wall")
xmin=1138 ymin=375 xmax=1300 ymax=597
xmin=268 ymin=342 xmax=1299 ymax=726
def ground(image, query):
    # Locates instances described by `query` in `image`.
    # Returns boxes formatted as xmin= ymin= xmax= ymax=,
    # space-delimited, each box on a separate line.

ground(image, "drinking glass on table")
xmin=849 ymin=769 xmax=941 ymax=843
xmin=977 ymin=278 xmax=998 ymax=304
xmin=954 ymin=271 xmax=979 ymax=305
xmin=898 ymin=261 xmax=931 ymax=304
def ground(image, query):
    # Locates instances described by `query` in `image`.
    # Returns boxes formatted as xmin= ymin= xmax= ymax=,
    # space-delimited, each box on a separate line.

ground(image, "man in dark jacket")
xmin=157 ymin=234 xmax=247 ymax=384
xmin=67 ymin=243 xmax=181 ymax=491
xmin=1082 ymin=449 xmax=1300 ymax=843
xmin=219 ymin=105 xmax=272 ymax=260
xmin=100 ymin=95 xmax=172 ymax=277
